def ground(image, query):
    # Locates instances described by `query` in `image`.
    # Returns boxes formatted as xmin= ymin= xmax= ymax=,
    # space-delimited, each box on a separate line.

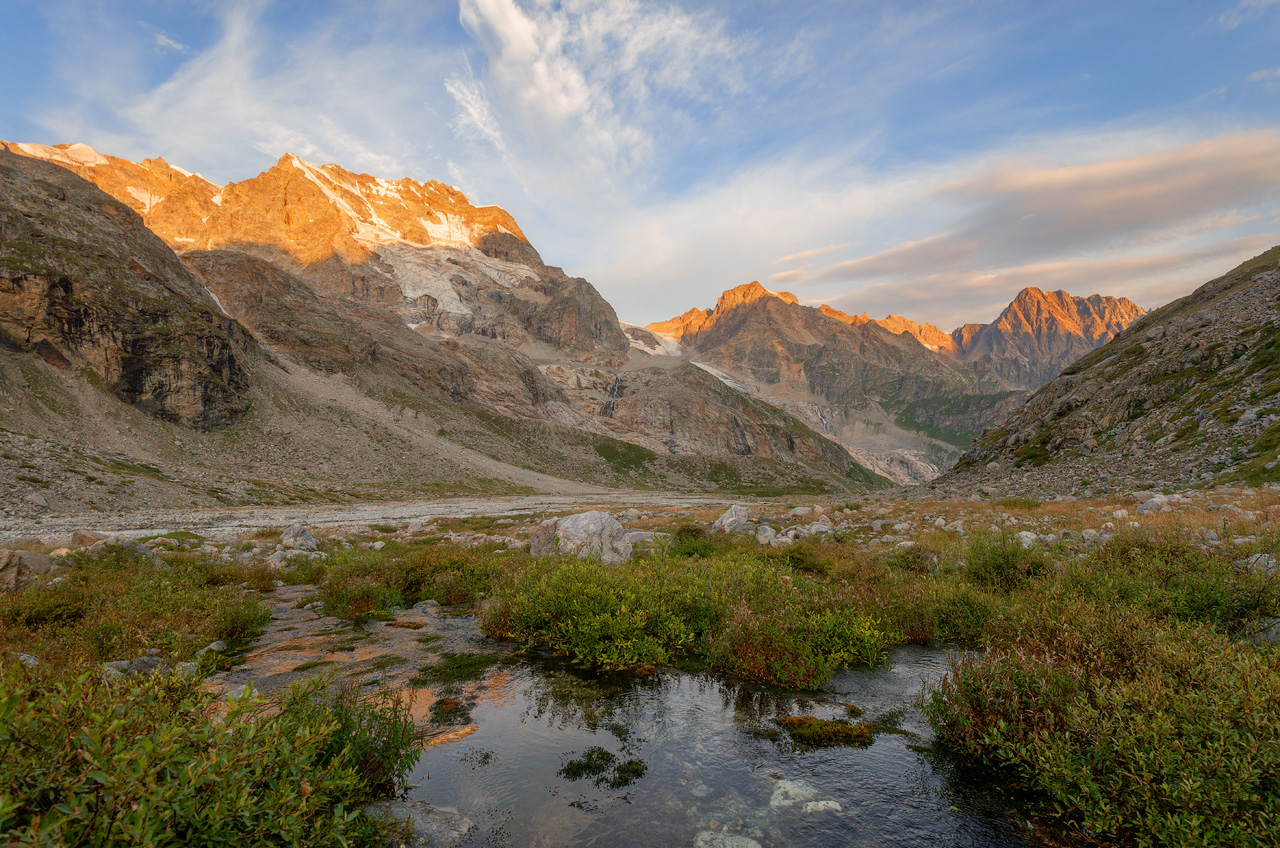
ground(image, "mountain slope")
xmin=0 ymin=148 xmax=251 ymax=430
xmin=0 ymin=141 xmax=627 ymax=357
xmin=942 ymin=247 xmax=1280 ymax=496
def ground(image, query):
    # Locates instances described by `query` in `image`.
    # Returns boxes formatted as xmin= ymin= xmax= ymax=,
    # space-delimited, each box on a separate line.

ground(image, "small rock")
xmin=363 ymin=799 xmax=476 ymax=847
xmin=1137 ymin=495 xmax=1171 ymax=515
xmin=1242 ymin=553 xmax=1279 ymax=576
xmin=128 ymin=656 xmax=166 ymax=676
xmin=755 ymin=525 xmax=777 ymax=546
xmin=16 ymin=652 xmax=39 ymax=667
xmin=174 ymin=662 xmax=200 ymax=677
xmin=787 ymin=507 xmax=813 ymax=518
xmin=370 ymin=541 xmax=386 ymax=552
xmin=1015 ymin=531 xmax=1038 ymax=549
xmin=197 ymin=640 xmax=228 ymax=658
xmin=694 ymin=834 xmax=762 ymax=848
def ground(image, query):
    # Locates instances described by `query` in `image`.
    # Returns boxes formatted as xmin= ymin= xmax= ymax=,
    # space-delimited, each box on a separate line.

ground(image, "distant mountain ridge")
xmin=639 ymin=281 xmax=1146 ymax=482
xmin=654 ymin=282 xmax=1145 ymax=391
xmin=940 ymin=247 xmax=1280 ymax=496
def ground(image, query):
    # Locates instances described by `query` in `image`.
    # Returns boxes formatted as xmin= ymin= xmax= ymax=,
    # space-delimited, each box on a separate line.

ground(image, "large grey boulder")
xmin=0 ymin=549 xmax=62 ymax=593
xmin=529 ymin=511 xmax=632 ymax=564
xmin=281 ymin=524 xmax=319 ymax=551
xmin=1137 ymin=495 xmax=1171 ymax=515
xmin=711 ymin=505 xmax=756 ymax=534
xmin=87 ymin=537 xmax=163 ymax=565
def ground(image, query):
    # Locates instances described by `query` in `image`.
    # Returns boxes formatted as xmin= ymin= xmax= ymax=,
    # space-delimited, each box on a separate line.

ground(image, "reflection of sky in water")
xmin=408 ymin=645 xmax=1035 ymax=848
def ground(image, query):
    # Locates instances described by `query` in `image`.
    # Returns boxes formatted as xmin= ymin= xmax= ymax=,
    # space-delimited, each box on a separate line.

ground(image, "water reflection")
xmin=408 ymin=644 xmax=1035 ymax=848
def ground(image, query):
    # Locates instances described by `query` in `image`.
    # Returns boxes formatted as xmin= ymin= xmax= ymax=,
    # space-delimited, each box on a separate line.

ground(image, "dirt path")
xmin=0 ymin=492 xmax=746 ymax=542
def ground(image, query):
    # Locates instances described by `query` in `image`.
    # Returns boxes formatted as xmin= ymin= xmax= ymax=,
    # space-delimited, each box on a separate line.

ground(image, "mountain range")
xmin=0 ymin=141 xmax=1155 ymax=514
xmin=638 ymin=280 xmax=1144 ymax=481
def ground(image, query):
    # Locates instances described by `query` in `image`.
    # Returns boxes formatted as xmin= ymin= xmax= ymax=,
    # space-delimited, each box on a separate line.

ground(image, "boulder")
xmin=711 ymin=504 xmax=756 ymax=534
xmin=0 ymin=549 xmax=61 ymax=593
xmin=529 ymin=511 xmax=632 ymax=564
xmin=87 ymin=537 xmax=163 ymax=565
xmin=755 ymin=525 xmax=777 ymax=546
xmin=1136 ymin=495 xmax=1170 ymax=515
xmin=281 ymin=524 xmax=319 ymax=551
xmin=1241 ymin=553 xmax=1279 ymax=576
xmin=1015 ymin=531 xmax=1038 ymax=549
xmin=786 ymin=507 xmax=813 ymax=518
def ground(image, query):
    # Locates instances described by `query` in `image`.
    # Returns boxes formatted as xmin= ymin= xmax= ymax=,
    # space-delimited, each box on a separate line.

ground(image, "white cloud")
xmin=1217 ymin=0 xmax=1280 ymax=30
xmin=153 ymin=33 xmax=189 ymax=52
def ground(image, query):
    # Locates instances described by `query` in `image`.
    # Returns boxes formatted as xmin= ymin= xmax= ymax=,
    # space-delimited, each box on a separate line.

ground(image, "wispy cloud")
xmin=1217 ymin=0 xmax=1280 ymax=30
xmin=153 ymin=32 xmax=189 ymax=52
xmin=776 ymin=243 xmax=852 ymax=265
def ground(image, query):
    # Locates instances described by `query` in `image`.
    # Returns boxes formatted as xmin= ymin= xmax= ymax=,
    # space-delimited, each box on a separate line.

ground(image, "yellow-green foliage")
xmin=0 ymin=668 xmax=415 ymax=846
xmin=0 ymin=547 xmax=270 ymax=668
xmin=482 ymin=554 xmax=891 ymax=688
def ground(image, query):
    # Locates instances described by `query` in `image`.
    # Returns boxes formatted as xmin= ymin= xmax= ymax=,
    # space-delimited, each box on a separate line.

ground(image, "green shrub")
xmin=925 ymin=601 xmax=1280 ymax=847
xmin=964 ymin=533 xmax=1050 ymax=592
xmin=0 ymin=666 xmax=415 ymax=846
xmin=0 ymin=547 xmax=269 ymax=667
xmin=669 ymin=524 xmax=719 ymax=558
xmin=484 ymin=555 xmax=889 ymax=688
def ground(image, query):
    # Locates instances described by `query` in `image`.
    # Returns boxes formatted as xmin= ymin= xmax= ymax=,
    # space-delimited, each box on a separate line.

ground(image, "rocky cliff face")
xmin=942 ymin=248 xmax=1280 ymax=497
xmin=0 ymin=149 xmax=250 ymax=430
xmin=953 ymin=288 xmax=1146 ymax=390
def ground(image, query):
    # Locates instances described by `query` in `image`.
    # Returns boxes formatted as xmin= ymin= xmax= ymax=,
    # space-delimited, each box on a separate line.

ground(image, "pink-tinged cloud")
xmin=805 ymin=132 xmax=1280 ymax=288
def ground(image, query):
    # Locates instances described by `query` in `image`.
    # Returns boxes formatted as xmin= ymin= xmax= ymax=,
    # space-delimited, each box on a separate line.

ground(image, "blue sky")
xmin=3 ymin=1 xmax=1280 ymax=328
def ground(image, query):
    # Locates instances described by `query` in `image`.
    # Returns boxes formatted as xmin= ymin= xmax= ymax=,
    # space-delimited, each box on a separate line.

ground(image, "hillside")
xmin=940 ymin=247 xmax=1280 ymax=497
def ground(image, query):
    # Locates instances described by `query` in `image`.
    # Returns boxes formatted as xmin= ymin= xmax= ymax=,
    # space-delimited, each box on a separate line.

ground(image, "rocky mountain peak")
xmin=646 ymin=281 xmax=797 ymax=339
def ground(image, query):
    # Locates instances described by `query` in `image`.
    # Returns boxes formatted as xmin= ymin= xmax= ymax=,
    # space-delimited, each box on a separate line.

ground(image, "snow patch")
xmin=419 ymin=214 xmax=482 ymax=248
xmin=209 ymin=194 xmax=223 ymax=206
xmin=125 ymin=186 xmax=164 ymax=212
xmin=14 ymin=142 xmax=109 ymax=168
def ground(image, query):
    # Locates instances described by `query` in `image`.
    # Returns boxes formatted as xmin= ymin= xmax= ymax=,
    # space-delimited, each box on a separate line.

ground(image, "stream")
xmin=408 ymin=644 xmax=1036 ymax=848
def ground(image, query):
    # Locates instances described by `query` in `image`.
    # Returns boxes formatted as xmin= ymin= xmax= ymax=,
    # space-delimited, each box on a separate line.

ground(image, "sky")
xmin=2 ymin=1 xmax=1280 ymax=329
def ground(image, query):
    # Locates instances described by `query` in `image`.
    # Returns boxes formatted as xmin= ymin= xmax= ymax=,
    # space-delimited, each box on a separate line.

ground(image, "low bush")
xmin=0 ymin=547 xmax=269 ymax=667
xmin=964 ymin=532 xmax=1051 ymax=592
xmin=318 ymin=545 xmax=505 ymax=621
xmin=925 ymin=600 xmax=1280 ymax=847
xmin=483 ymin=555 xmax=890 ymax=688
xmin=0 ymin=665 xmax=416 ymax=846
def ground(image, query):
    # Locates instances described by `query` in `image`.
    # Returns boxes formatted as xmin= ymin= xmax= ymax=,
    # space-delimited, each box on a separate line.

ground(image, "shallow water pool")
xmin=408 ymin=644 xmax=1036 ymax=847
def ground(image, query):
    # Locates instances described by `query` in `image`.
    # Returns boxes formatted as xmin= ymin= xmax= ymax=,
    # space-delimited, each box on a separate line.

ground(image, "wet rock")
xmin=768 ymin=779 xmax=817 ymax=809
xmin=711 ymin=505 xmax=756 ymax=534
xmin=694 ymin=834 xmax=762 ymax=848
xmin=281 ymin=524 xmax=319 ymax=551
xmin=802 ymin=801 xmax=842 ymax=813
xmin=529 ymin=511 xmax=632 ymax=564
xmin=364 ymin=799 xmax=476 ymax=847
